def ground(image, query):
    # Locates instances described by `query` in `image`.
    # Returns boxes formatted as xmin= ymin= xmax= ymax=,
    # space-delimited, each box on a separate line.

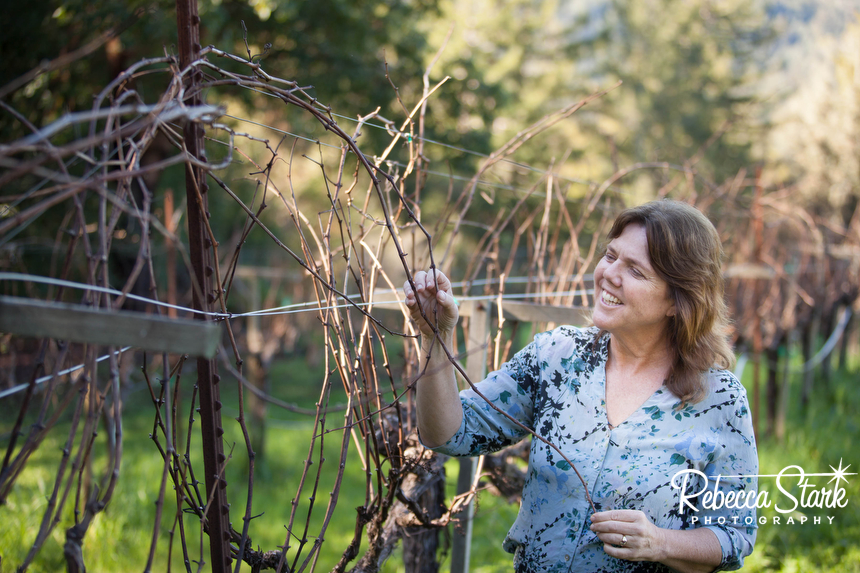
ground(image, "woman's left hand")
xmin=589 ymin=510 xmax=666 ymax=562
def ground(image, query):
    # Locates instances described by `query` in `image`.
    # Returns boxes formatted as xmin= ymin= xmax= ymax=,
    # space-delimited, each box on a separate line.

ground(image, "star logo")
xmin=827 ymin=458 xmax=855 ymax=487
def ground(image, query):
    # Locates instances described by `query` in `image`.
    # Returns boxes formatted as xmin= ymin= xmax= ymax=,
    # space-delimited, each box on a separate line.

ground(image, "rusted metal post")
xmin=175 ymin=2 xmax=232 ymax=572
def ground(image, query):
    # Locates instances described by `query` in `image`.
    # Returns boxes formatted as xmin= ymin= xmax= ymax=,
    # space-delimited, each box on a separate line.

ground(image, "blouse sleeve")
xmin=429 ymin=334 xmax=543 ymax=457
xmin=699 ymin=385 xmax=759 ymax=571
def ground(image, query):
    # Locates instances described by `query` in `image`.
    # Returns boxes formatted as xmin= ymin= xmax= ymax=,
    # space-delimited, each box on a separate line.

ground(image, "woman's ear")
xmin=667 ymin=291 xmax=678 ymax=317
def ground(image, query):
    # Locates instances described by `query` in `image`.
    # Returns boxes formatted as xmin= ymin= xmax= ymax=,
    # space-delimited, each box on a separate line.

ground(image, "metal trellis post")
xmin=175 ymin=1 xmax=232 ymax=571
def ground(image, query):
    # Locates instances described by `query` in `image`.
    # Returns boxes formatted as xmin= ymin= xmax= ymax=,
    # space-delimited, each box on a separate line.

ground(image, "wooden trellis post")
xmin=372 ymin=292 xmax=589 ymax=573
xmin=450 ymin=300 xmax=489 ymax=573
xmin=450 ymin=299 xmax=589 ymax=573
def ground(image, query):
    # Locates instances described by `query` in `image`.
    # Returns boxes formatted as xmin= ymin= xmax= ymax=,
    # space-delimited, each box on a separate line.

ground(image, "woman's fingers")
xmin=405 ymin=270 xmax=451 ymax=301
xmin=590 ymin=510 xmax=641 ymax=536
xmin=434 ymin=288 xmax=460 ymax=331
xmin=426 ymin=269 xmax=451 ymax=293
xmin=403 ymin=269 xmax=459 ymax=336
xmin=413 ymin=269 xmax=450 ymax=294
xmin=589 ymin=510 xmax=662 ymax=562
xmin=403 ymin=277 xmax=417 ymax=305
xmin=409 ymin=271 xmax=425 ymax=296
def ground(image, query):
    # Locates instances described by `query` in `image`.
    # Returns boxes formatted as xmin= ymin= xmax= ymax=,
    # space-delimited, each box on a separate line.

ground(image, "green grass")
xmin=1 ymin=350 xmax=859 ymax=572
xmin=0 ymin=407 xmax=377 ymax=572
xmin=736 ymin=354 xmax=860 ymax=572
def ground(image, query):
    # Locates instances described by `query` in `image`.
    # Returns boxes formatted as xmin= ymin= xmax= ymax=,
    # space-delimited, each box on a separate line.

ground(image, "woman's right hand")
xmin=403 ymin=269 xmax=460 ymax=341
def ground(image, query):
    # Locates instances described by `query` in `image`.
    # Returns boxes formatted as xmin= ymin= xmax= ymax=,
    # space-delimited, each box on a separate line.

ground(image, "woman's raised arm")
xmin=404 ymin=269 xmax=463 ymax=448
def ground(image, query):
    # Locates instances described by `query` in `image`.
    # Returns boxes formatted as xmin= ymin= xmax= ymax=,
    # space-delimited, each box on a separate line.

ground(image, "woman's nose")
xmin=603 ymin=261 xmax=622 ymax=285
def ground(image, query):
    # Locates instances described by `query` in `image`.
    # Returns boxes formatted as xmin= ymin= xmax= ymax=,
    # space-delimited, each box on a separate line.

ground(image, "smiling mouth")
xmin=601 ymin=290 xmax=622 ymax=306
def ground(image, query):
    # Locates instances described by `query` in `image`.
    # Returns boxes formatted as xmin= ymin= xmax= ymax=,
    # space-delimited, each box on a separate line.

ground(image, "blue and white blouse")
xmin=432 ymin=326 xmax=758 ymax=572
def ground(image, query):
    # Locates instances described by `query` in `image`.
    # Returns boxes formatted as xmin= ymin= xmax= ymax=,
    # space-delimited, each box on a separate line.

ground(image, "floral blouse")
xmin=432 ymin=326 xmax=758 ymax=573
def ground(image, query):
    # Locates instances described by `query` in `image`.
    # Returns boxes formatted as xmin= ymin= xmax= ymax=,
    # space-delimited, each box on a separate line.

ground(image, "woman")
xmin=404 ymin=200 xmax=758 ymax=573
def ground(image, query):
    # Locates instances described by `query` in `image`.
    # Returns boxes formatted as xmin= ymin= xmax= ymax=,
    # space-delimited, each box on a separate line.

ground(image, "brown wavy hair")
xmin=596 ymin=200 xmax=735 ymax=405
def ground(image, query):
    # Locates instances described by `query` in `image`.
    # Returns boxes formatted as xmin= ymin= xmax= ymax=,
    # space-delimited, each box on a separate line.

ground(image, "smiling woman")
xmin=596 ymin=200 xmax=736 ymax=407
xmin=404 ymin=199 xmax=758 ymax=573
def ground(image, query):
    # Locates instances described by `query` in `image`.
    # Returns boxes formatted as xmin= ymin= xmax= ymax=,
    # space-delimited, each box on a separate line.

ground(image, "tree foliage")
xmin=1 ymin=0 xmax=438 ymax=144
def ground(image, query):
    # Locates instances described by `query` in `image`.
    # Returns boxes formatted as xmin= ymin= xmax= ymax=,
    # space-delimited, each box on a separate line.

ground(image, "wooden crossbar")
xmin=0 ymin=296 xmax=220 ymax=357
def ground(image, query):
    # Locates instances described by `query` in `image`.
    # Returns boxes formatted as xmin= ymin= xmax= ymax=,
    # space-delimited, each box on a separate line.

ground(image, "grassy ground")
xmin=1 ymin=352 xmax=858 ymax=572
xmin=736 ymin=355 xmax=860 ymax=572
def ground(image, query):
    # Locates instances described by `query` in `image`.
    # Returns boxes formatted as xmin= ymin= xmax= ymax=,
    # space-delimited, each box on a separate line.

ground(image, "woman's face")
xmin=592 ymin=223 xmax=676 ymax=342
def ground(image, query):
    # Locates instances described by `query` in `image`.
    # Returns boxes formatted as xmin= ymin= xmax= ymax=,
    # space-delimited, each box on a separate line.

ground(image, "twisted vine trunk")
xmin=402 ymin=458 xmax=447 ymax=573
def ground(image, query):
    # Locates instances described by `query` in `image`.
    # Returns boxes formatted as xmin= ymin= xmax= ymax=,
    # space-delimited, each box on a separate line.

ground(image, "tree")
xmin=757 ymin=2 xmax=860 ymax=221
xmin=1 ymin=0 xmax=439 ymax=144
xmin=413 ymin=0 xmax=772 ymax=199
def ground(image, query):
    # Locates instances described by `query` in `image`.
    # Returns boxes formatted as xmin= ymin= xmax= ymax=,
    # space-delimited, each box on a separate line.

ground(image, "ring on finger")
xmin=620 ymin=535 xmax=628 ymax=547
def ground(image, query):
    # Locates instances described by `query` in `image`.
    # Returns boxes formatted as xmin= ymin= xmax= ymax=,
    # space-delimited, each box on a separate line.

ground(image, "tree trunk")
xmin=402 ymin=468 xmax=447 ymax=573
xmin=820 ymin=306 xmax=836 ymax=388
xmin=765 ymin=345 xmax=780 ymax=438
xmin=838 ymin=308 xmax=854 ymax=371
xmin=776 ymin=330 xmax=795 ymax=441
xmin=801 ymin=317 xmax=817 ymax=408
xmin=347 ymin=445 xmax=447 ymax=573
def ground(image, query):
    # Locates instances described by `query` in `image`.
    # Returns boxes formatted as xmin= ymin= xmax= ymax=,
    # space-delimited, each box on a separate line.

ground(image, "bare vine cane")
xmin=353 ymin=92 xmax=627 ymax=515
xmin=196 ymin=63 xmax=616 ymax=518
